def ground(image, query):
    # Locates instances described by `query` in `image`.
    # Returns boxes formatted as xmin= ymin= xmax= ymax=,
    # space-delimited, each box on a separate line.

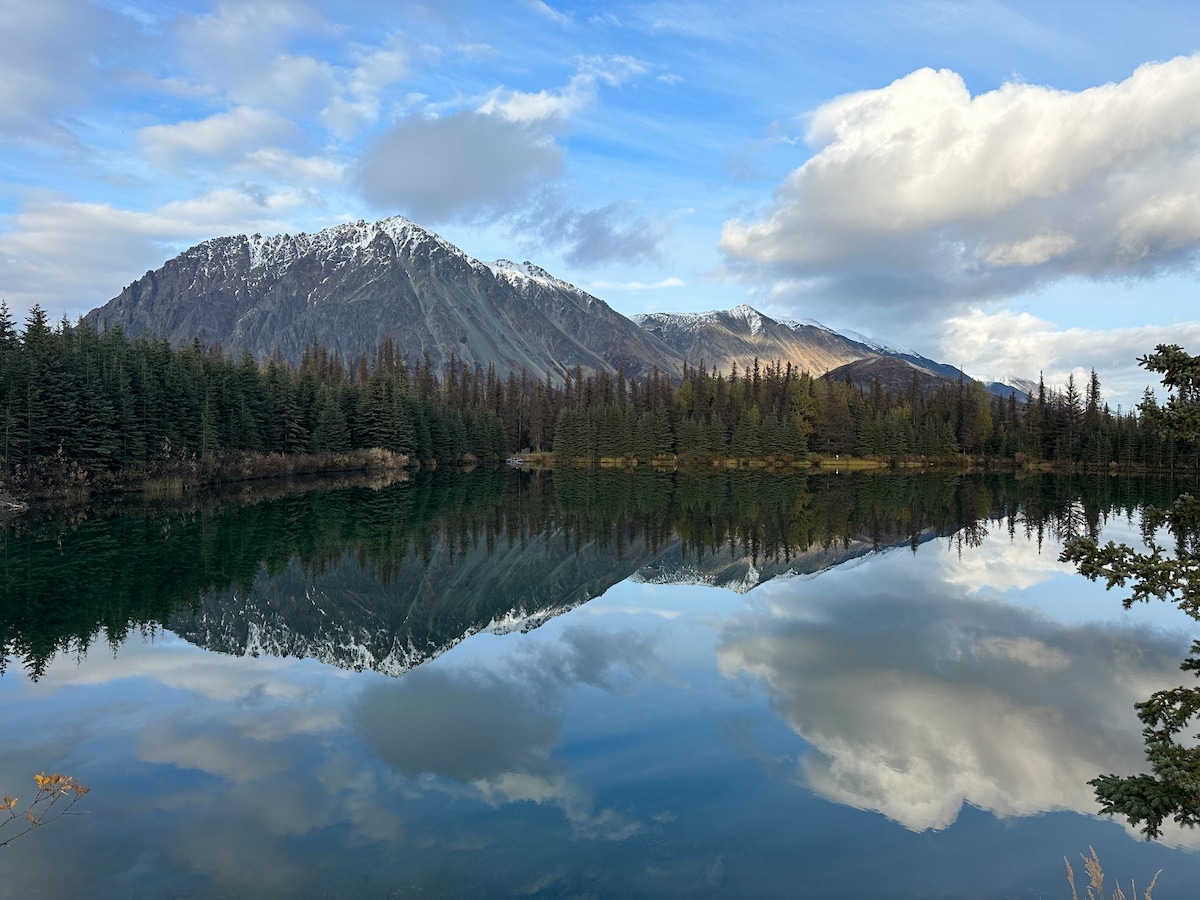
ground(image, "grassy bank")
xmin=1 ymin=448 xmax=410 ymax=501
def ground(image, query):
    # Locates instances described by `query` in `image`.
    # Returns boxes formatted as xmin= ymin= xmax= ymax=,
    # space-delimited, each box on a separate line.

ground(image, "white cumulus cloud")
xmin=721 ymin=56 xmax=1200 ymax=321
xmin=939 ymin=308 xmax=1200 ymax=405
xmin=140 ymin=106 xmax=301 ymax=165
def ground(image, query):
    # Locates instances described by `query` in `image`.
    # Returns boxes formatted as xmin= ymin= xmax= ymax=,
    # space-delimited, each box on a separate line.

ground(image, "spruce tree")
xmin=1063 ymin=345 xmax=1200 ymax=838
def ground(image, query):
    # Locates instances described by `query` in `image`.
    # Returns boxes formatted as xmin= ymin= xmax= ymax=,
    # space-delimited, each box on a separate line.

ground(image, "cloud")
xmin=319 ymin=33 xmax=412 ymax=137
xmin=235 ymin=53 xmax=341 ymax=115
xmin=515 ymin=198 xmax=671 ymax=268
xmin=356 ymin=55 xmax=649 ymax=223
xmin=175 ymin=1 xmax=329 ymax=91
xmin=0 ymin=0 xmax=123 ymax=145
xmin=173 ymin=5 xmax=409 ymax=139
xmin=356 ymin=109 xmax=563 ymax=221
xmin=140 ymin=104 xmax=343 ymax=183
xmin=524 ymin=0 xmax=572 ymax=27
xmin=587 ymin=278 xmax=686 ymax=292
xmin=140 ymin=106 xmax=301 ymax=165
xmin=938 ymin=308 xmax=1200 ymax=404
xmin=0 ymin=190 xmax=308 ymax=318
xmin=717 ymin=542 xmax=1193 ymax=837
xmin=240 ymin=148 xmax=346 ymax=183
xmin=478 ymin=54 xmax=648 ymax=125
xmin=721 ymin=56 xmax=1200 ymax=321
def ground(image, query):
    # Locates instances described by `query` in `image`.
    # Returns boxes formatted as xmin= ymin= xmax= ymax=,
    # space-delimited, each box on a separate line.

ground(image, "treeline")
xmin=0 ymin=304 xmax=507 ymax=485
xmin=541 ymin=359 xmax=1180 ymax=469
xmin=0 ymin=304 xmax=1187 ymax=484
xmin=5 ymin=466 xmax=1178 ymax=679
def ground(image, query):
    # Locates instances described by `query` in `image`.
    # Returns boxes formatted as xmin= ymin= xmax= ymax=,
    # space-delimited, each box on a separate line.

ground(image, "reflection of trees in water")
xmin=0 ymin=468 xmax=1189 ymax=679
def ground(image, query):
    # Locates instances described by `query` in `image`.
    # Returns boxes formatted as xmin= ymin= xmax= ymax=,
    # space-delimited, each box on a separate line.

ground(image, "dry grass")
xmin=1066 ymin=847 xmax=1160 ymax=900
xmin=809 ymin=455 xmax=888 ymax=470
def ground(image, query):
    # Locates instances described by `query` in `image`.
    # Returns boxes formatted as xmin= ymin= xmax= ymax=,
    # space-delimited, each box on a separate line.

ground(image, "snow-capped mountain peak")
xmin=242 ymin=215 xmax=470 ymax=272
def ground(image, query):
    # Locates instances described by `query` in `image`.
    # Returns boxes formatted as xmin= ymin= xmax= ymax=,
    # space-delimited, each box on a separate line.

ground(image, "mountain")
xmin=84 ymin=214 xmax=1027 ymax=393
xmin=632 ymin=304 xmax=879 ymax=376
xmin=821 ymin=356 xmax=958 ymax=395
xmin=633 ymin=303 xmax=957 ymax=380
xmin=84 ymin=216 xmax=684 ymax=380
xmin=982 ymin=377 xmax=1036 ymax=402
xmin=634 ymin=305 xmax=1033 ymax=399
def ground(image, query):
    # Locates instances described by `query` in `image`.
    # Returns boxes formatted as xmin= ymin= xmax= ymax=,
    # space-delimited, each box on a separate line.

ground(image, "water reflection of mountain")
xmin=170 ymin=531 xmax=667 ymax=677
xmin=167 ymin=472 xmax=945 ymax=674
xmin=1 ymin=469 xmax=1186 ymax=678
xmin=172 ymin=524 xmax=945 ymax=676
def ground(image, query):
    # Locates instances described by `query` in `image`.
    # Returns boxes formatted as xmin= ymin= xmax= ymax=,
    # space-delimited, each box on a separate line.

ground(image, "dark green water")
xmin=1 ymin=470 xmax=1197 ymax=897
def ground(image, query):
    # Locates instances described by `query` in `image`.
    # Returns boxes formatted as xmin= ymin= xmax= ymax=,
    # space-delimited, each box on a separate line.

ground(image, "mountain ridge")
xmin=85 ymin=215 xmax=685 ymax=381
xmin=83 ymin=214 xmax=1026 ymax=395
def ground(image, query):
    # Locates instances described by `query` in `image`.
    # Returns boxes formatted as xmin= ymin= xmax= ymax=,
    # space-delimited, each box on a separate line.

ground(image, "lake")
xmin=2 ymin=469 xmax=1198 ymax=898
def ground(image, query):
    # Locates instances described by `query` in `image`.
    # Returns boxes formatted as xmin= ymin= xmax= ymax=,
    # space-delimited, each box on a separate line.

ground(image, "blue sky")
xmin=3 ymin=0 xmax=1200 ymax=404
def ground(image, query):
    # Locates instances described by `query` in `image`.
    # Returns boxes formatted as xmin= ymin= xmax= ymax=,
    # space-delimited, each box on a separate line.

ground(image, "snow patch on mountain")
xmin=634 ymin=304 xmax=773 ymax=335
xmin=239 ymin=215 xmax=475 ymax=273
xmin=630 ymin=563 xmax=765 ymax=594
xmin=777 ymin=316 xmax=838 ymax=333
xmin=486 ymin=259 xmax=584 ymax=294
xmin=727 ymin=303 xmax=768 ymax=335
xmin=976 ymin=376 xmax=1038 ymax=400
xmin=838 ymin=328 xmax=920 ymax=358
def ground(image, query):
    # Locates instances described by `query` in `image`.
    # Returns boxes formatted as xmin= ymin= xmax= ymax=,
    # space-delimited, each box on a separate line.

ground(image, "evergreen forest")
xmin=0 ymin=303 xmax=1189 ymax=489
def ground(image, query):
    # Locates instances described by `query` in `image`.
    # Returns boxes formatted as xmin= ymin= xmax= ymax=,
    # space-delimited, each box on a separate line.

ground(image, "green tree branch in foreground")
xmin=1062 ymin=345 xmax=1200 ymax=839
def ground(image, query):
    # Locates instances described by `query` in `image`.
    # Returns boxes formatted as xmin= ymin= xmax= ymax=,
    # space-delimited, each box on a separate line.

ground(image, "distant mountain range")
xmin=85 ymin=215 xmax=1031 ymax=398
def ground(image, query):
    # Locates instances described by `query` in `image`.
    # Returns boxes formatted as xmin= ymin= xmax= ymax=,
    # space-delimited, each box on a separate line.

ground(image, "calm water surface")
xmin=2 ymin=470 xmax=1198 ymax=898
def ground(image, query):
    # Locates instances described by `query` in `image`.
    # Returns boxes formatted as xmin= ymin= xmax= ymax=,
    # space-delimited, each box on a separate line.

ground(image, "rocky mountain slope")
xmin=637 ymin=305 xmax=1030 ymax=399
xmin=822 ymin=356 xmax=958 ymax=395
xmin=632 ymin=305 xmax=879 ymax=377
xmin=84 ymin=214 xmax=1027 ymax=394
xmin=85 ymin=216 xmax=684 ymax=380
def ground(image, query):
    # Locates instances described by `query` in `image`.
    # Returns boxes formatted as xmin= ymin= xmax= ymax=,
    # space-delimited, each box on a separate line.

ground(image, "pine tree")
xmin=1063 ymin=345 xmax=1200 ymax=838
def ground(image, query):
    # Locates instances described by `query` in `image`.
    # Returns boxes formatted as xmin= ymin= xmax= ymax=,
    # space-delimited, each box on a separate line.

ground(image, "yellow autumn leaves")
xmin=32 ymin=772 xmax=90 ymax=797
xmin=0 ymin=773 xmax=90 ymax=848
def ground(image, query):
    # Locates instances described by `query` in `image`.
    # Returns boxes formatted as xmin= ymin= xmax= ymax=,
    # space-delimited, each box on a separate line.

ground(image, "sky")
xmin=2 ymin=0 xmax=1200 ymax=405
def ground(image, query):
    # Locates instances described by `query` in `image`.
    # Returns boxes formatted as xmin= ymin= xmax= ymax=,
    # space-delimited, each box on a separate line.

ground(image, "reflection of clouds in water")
xmin=138 ymin=721 xmax=295 ymax=784
xmin=937 ymin=529 xmax=1074 ymax=594
xmin=354 ymin=624 xmax=653 ymax=840
xmin=511 ymin=622 xmax=659 ymax=697
xmin=718 ymin=563 xmax=1192 ymax=839
xmin=150 ymin=761 xmax=406 ymax=897
xmin=0 ymin=620 xmax=653 ymax=898
xmin=0 ymin=638 xmax=399 ymax=897
xmin=578 ymin=605 xmax=682 ymax=620
xmin=476 ymin=772 xmax=641 ymax=841
xmin=357 ymin=668 xmax=560 ymax=782
xmin=24 ymin=632 xmax=346 ymax=704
